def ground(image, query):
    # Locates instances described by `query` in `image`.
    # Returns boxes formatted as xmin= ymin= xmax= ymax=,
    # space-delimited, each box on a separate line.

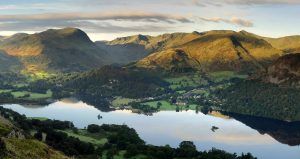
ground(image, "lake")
xmin=2 ymin=99 xmax=300 ymax=159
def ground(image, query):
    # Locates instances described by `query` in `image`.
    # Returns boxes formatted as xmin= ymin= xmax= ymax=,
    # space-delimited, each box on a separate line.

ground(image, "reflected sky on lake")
xmin=2 ymin=100 xmax=300 ymax=159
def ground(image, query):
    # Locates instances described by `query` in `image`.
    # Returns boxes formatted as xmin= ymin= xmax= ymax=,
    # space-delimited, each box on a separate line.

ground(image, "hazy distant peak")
xmin=108 ymin=34 xmax=151 ymax=45
xmin=4 ymin=33 xmax=29 ymax=41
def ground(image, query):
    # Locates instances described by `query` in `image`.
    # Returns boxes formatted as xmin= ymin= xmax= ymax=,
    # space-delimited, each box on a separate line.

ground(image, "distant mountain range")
xmin=1 ymin=27 xmax=300 ymax=76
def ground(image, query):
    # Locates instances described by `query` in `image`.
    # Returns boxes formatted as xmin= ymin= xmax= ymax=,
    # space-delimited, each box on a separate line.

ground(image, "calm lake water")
xmin=2 ymin=99 xmax=300 ymax=159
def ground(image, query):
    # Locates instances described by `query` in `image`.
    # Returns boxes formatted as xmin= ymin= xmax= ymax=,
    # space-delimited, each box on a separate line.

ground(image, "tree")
xmin=125 ymin=144 xmax=139 ymax=157
xmin=0 ymin=139 xmax=6 ymax=156
xmin=156 ymin=102 xmax=162 ymax=109
xmin=87 ymin=124 xmax=101 ymax=133
xmin=176 ymin=106 xmax=180 ymax=112
xmin=196 ymin=105 xmax=200 ymax=114
xmin=34 ymin=131 xmax=43 ymax=141
xmin=177 ymin=141 xmax=198 ymax=158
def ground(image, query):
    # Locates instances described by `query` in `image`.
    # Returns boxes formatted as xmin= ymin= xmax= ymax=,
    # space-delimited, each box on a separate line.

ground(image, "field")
xmin=164 ymin=74 xmax=208 ymax=90
xmin=142 ymin=100 xmax=199 ymax=111
xmin=0 ymin=89 xmax=11 ymax=93
xmin=208 ymin=71 xmax=248 ymax=83
xmin=189 ymin=89 xmax=210 ymax=97
xmin=60 ymin=129 xmax=108 ymax=145
xmin=11 ymin=90 xmax=52 ymax=100
xmin=112 ymin=97 xmax=139 ymax=107
xmin=143 ymin=100 xmax=177 ymax=110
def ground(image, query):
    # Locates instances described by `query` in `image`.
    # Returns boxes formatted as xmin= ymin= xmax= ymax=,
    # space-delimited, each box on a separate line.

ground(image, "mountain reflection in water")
xmin=224 ymin=112 xmax=300 ymax=146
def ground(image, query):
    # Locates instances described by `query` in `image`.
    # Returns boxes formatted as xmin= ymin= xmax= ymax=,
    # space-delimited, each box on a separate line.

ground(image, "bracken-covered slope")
xmin=0 ymin=28 xmax=108 ymax=73
xmin=136 ymin=30 xmax=282 ymax=72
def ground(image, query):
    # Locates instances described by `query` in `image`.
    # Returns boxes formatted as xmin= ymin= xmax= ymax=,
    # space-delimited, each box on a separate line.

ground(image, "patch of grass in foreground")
xmin=3 ymin=138 xmax=67 ymax=159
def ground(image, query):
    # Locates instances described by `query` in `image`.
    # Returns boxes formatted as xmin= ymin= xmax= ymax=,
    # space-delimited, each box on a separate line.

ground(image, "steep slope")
xmin=0 ymin=28 xmax=108 ymax=73
xmin=263 ymin=53 xmax=300 ymax=86
xmin=136 ymin=31 xmax=282 ymax=72
xmin=0 ymin=51 xmax=22 ymax=72
xmin=0 ymin=116 xmax=69 ymax=159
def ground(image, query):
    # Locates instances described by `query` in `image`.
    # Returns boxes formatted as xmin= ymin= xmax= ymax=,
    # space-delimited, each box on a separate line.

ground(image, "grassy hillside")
xmin=0 ymin=28 xmax=108 ymax=74
xmin=240 ymin=30 xmax=300 ymax=53
xmin=264 ymin=36 xmax=300 ymax=53
xmin=136 ymin=31 xmax=282 ymax=72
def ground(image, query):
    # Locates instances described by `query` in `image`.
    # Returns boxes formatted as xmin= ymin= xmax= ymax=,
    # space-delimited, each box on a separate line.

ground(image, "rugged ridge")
xmin=136 ymin=31 xmax=282 ymax=72
xmin=263 ymin=53 xmax=300 ymax=87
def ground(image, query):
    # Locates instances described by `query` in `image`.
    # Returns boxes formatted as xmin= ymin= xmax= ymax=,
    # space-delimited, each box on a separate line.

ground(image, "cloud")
xmin=0 ymin=11 xmax=192 ymax=34
xmin=0 ymin=11 xmax=192 ymax=24
xmin=222 ymin=0 xmax=300 ymax=5
xmin=190 ymin=0 xmax=300 ymax=6
xmin=0 ymin=5 xmax=20 ymax=10
xmin=199 ymin=17 xmax=254 ymax=27
xmin=0 ymin=20 xmax=173 ymax=34
xmin=191 ymin=0 xmax=207 ymax=7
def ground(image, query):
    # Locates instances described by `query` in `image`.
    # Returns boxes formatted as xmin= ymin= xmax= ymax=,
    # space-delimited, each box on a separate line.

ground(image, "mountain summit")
xmin=0 ymin=28 xmax=107 ymax=74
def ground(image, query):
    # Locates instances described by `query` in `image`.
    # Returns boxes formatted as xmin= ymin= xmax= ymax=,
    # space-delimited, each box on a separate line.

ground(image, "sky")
xmin=0 ymin=0 xmax=299 ymax=41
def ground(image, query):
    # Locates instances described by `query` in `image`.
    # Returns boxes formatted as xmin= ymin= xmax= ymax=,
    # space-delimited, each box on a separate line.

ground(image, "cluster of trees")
xmin=218 ymin=79 xmax=300 ymax=121
xmin=36 ymin=130 xmax=95 ymax=156
xmin=0 ymin=92 xmax=14 ymax=103
xmin=65 ymin=66 xmax=170 ymax=97
xmin=0 ymin=73 xmax=25 ymax=86
xmin=131 ymin=102 xmax=158 ymax=114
